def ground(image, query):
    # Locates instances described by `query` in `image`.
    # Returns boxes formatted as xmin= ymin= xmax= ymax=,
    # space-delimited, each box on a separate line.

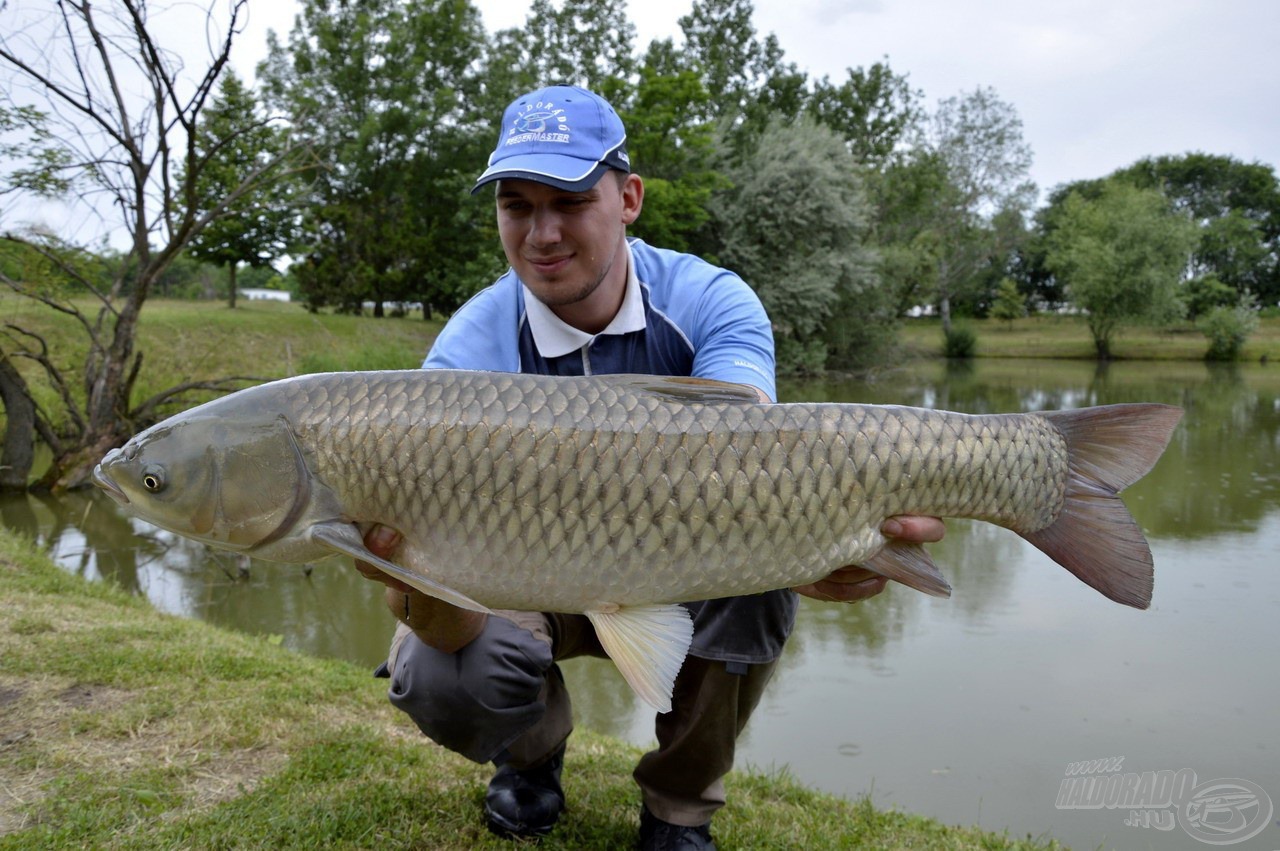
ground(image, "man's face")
xmin=495 ymin=174 xmax=642 ymax=322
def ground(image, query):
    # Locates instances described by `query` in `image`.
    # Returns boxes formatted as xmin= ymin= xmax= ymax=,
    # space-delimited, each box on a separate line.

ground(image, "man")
xmin=356 ymin=85 xmax=944 ymax=850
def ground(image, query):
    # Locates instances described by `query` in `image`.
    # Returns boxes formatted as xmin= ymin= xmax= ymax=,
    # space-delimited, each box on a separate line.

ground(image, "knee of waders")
xmin=387 ymin=614 xmax=555 ymax=764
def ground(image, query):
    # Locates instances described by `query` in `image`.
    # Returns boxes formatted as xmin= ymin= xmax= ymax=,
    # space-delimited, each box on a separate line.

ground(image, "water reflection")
xmin=3 ymin=488 xmax=397 ymax=664
xmin=3 ymin=358 xmax=1278 ymax=851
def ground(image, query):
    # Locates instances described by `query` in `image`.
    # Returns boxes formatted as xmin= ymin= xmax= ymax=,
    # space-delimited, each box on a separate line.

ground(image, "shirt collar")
xmin=522 ymin=241 xmax=645 ymax=359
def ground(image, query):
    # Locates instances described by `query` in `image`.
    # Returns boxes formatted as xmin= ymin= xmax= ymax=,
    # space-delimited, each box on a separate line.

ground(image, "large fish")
xmin=92 ymin=370 xmax=1182 ymax=710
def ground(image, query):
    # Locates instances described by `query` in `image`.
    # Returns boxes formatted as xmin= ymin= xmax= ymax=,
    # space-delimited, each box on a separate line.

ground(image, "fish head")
xmin=93 ymin=412 xmax=312 ymax=553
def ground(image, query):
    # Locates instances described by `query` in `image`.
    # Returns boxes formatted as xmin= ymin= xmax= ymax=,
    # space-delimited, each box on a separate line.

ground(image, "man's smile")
xmin=526 ymin=254 xmax=573 ymax=276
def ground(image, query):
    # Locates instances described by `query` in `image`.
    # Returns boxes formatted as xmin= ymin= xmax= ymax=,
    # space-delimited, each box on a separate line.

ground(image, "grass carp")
xmin=92 ymin=370 xmax=1183 ymax=711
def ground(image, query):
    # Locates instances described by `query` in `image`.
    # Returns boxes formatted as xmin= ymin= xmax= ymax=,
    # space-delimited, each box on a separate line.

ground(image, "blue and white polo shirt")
xmin=424 ymin=238 xmax=777 ymax=402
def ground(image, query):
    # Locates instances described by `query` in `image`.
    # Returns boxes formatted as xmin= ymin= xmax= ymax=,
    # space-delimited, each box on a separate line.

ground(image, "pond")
xmin=3 ymin=358 xmax=1278 ymax=850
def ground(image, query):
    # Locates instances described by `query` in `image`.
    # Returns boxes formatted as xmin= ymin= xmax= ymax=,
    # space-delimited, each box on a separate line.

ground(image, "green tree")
xmin=712 ymin=119 xmax=881 ymax=374
xmin=1019 ymin=187 xmax=1091 ymax=311
xmin=1182 ymin=274 xmax=1237 ymax=321
xmin=1045 ymin=183 xmax=1198 ymax=359
xmin=1113 ymin=153 xmax=1280 ymax=307
xmin=1032 ymin=155 xmax=1280 ymax=312
xmin=615 ymin=39 xmax=727 ymax=254
xmin=1 ymin=0 xmax=304 ymax=490
xmin=867 ymin=150 xmax=951 ymax=317
xmin=915 ymin=87 xmax=1036 ymax=333
xmin=185 ymin=71 xmax=297 ymax=309
xmin=807 ymin=60 xmax=922 ymax=167
xmin=678 ymin=0 xmax=807 ymax=146
xmin=491 ymin=0 xmax=637 ymax=97
xmin=678 ymin=0 xmax=764 ymax=122
xmin=989 ymin=277 xmax=1026 ymax=326
xmin=261 ymin=0 xmax=490 ymax=317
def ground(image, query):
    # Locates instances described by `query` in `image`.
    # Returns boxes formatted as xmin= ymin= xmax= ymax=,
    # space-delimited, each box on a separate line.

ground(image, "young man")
xmin=357 ymin=85 xmax=944 ymax=850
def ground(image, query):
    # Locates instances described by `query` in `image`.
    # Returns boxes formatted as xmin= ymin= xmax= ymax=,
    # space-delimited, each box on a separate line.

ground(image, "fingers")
xmin=881 ymin=515 xmax=945 ymax=543
xmin=793 ymin=565 xmax=889 ymax=604
xmin=365 ymin=524 xmax=402 ymax=558
xmin=821 ymin=565 xmax=880 ymax=584
xmin=354 ymin=525 xmax=410 ymax=593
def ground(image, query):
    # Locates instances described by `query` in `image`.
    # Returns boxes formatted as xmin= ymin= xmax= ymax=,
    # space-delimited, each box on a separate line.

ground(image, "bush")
xmin=989 ymin=278 xmax=1026 ymax=325
xmin=943 ymin=324 xmax=977 ymax=359
xmin=1183 ymin=275 xmax=1237 ymax=321
xmin=774 ymin=336 xmax=829 ymax=377
xmin=1198 ymin=294 xmax=1259 ymax=361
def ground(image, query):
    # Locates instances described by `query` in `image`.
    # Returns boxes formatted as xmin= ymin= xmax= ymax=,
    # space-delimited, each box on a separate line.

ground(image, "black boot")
xmin=638 ymin=805 xmax=716 ymax=850
xmin=484 ymin=744 xmax=566 ymax=839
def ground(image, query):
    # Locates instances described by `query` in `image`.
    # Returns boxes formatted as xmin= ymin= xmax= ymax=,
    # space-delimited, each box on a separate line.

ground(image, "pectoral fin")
xmin=308 ymin=521 xmax=492 ymax=615
xmin=863 ymin=540 xmax=952 ymax=598
xmin=585 ymin=604 xmax=694 ymax=714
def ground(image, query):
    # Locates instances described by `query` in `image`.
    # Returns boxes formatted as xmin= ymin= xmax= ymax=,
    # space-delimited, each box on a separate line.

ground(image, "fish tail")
xmin=1021 ymin=403 xmax=1183 ymax=609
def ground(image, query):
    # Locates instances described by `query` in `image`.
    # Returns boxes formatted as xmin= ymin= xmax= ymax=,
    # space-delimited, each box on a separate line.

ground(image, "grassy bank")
xmin=0 ymin=529 xmax=1061 ymax=849
xmin=898 ymin=314 xmax=1280 ymax=361
xmin=0 ymin=296 xmax=445 ymax=428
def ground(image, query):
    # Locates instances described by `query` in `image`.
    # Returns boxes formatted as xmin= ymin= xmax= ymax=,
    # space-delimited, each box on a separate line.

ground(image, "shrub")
xmin=774 ymin=336 xmax=829 ymax=377
xmin=1183 ymin=275 xmax=1237 ymax=321
xmin=943 ymin=324 xmax=977 ymax=359
xmin=989 ymin=278 xmax=1026 ymax=325
xmin=1198 ymin=293 xmax=1259 ymax=361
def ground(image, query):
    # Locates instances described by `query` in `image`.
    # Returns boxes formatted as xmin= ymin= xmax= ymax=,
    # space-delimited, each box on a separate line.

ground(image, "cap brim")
xmin=471 ymin=155 xmax=613 ymax=195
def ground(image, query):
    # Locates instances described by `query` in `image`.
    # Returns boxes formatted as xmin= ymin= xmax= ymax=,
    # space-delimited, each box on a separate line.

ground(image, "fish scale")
xmin=94 ymin=369 xmax=1182 ymax=711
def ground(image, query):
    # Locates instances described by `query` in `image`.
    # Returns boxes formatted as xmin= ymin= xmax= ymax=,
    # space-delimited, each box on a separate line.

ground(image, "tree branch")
xmin=2 ymin=323 xmax=86 ymax=437
xmin=130 ymin=375 xmax=265 ymax=425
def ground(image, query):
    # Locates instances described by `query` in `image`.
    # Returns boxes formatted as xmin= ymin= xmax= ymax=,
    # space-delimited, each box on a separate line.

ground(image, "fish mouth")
xmin=91 ymin=463 xmax=129 ymax=505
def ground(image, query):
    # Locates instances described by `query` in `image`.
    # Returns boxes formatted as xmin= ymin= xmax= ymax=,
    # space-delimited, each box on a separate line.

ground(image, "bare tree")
xmin=0 ymin=0 xmax=308 ymax=490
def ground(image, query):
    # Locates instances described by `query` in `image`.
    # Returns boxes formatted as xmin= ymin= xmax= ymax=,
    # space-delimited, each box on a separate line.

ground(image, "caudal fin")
xmin=1022 ymin=403 xmax=1183 ymax=610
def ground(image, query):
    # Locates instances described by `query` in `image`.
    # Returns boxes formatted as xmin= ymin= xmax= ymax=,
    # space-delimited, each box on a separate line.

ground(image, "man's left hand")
xmin=792 ymin=515 xmax=945 ymax=603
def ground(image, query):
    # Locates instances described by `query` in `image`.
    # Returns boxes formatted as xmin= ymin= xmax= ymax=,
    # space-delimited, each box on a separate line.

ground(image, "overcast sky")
xmin=229 ymin=0 xmax=1279 ymax=205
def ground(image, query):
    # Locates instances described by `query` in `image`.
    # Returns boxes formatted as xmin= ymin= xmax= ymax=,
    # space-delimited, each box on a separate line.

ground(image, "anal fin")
xmin=863 ymin=540 xmax=952 ymax=598
xmin=585 ymin=604 xmax=694 ymax=714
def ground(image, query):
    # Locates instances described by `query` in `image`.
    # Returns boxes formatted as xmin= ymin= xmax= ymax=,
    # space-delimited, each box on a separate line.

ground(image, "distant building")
xmin=361 ymin=301 xmax=423 ymax=313
xmin=241 ymin=288 xmax=291 ymax=302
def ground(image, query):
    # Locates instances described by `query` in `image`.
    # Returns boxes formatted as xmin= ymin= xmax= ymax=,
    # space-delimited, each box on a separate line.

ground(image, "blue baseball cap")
xmin=472 ymin=85 xmax=630 ymax=194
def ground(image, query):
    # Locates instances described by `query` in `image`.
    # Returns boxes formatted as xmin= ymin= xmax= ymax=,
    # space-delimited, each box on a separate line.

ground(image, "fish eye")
xmin=142 ymin=467 xmax=166 ymax=493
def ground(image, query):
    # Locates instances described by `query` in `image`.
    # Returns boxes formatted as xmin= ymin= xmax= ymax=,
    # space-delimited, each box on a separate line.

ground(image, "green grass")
xmin=0 ymin=295 xmax=442 ymax=429
xmin=0 ymin=529 xmax=1063 ymax=849
xmin=899 ymin=314 xmax=1280 ymax=361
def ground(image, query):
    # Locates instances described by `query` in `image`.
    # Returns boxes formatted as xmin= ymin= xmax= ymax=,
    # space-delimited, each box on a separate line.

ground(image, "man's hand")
xmin=353 ymin=525 xmax=487 ymax=653
xmin=353 ymin=525 xmax=412 ymax=591
xmin=792 ymin=515 xmax=945 ymax=603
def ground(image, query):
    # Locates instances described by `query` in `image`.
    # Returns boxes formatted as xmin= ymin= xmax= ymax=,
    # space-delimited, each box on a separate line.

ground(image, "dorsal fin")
xmin=600 ymin=374 xmax=763 ymax=405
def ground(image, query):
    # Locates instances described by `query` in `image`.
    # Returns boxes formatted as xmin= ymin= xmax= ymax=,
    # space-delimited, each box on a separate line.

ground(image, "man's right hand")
xmin=354 ymin=524 xmax=487 ymax=653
